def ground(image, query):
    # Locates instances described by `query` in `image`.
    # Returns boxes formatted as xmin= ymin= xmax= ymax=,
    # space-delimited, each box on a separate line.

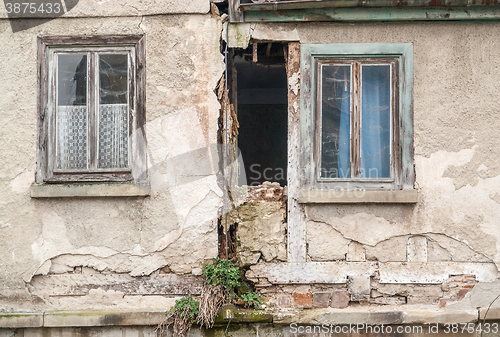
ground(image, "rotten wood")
xmin=133 ymin=35 xmax=148 ymax=185
xmin=352 ymin=61 xmax=360 ymax=177
xmin=252 ymin=41 xmax=258 ymax=63
xmin=36 ymin=37 xmax=48 ymax=184
xmin=391 ymin=58 xmax=402 ymax=188
xmin=228 ymin=0 xmax=243 ymax=22
xmin=39 ymin=35 xmax=144 ymax=46
xmin=286 ymin=42 xmax=307 ymax=263
xmin=218 ymin=220 xmax=237 ymax=260
xmin=88 ymin=52 xmax=97 ymax=170
xmin=266 ymin=42 xmax=272 ymax=56
xmin=210 ymin=2 xmax=220 ymax=16
xmin=44 ymin=173 xmax=133 ymax=183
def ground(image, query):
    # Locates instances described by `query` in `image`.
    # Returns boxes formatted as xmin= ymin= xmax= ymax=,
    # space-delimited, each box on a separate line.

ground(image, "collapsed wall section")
xmin=223 ymin=21 xmax=500 ymax=313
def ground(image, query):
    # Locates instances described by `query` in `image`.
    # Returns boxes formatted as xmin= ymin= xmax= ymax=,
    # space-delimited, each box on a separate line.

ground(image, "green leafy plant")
xmin=157 ymin=296 xmax=199 ymax=337
xmin=202 ymin=257 xmax=240 ymax=289
xmin=169 ymin=297 xmax=199 ymax=323
xmin=197 ymin=258 xmax=240 ymax=328
xmin=240 ymin=291 xmax=262 ymax=309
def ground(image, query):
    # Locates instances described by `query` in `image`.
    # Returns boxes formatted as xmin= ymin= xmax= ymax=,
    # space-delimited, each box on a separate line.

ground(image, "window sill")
xmin=30 ymin=183 xmax=150 ymax=198
xmin=297 ymin=189 xmax=418 ymax=204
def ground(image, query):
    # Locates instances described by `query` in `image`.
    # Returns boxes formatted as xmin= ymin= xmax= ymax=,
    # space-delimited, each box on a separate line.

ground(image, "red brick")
xmin=293 ymin=292 xmax=313 ymax=308
xmin=313 ymin=292 xmax=331 ymax=308
xmin=330 ymin=290 xmax=350 ymax=309
xmin=457 ymin=289 xmax=469 ymax=300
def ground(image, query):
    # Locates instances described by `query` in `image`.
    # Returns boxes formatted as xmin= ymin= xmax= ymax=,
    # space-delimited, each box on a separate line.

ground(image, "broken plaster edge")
xmin=30 ymin=183 xmax=150 ymax=198
xmin=246 ymin=262 xmax=498 ymax=284
xmin=297 ymin=189 xmax=418 ymax=204
xmin=0 ymin=307 xmax=483 ymax=328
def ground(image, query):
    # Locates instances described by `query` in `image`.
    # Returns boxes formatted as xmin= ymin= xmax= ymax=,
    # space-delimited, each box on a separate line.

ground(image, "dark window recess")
xmin=235 ymin=42 xmax=287 ymax=187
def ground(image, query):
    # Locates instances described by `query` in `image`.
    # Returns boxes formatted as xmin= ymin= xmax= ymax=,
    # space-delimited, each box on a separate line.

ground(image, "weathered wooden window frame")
xmin=36 ymin=35 xmax=147 ymax=186
xmin=300 ymin=43 xmax=414 ymax=193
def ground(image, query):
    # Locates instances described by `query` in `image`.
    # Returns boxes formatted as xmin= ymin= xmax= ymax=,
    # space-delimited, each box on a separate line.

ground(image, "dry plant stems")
xmin=155 ymin=308 xmax=191 ymax=337
xmin=197 ymin=283 xmax=226 ymax=328
xmin=156 ymin=297 xmax=199 ymax=337
xmin=197 ymin=258 xmax=239 ymax=328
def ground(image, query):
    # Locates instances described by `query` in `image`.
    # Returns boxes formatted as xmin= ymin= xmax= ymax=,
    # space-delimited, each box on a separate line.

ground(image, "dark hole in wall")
xmin=235 ymin=42 xmax=288 ymax=187
xmin=214 ymin=1 xmax=228 ymax=15
xmin=218 ymin=216 xmax=237 ymax=260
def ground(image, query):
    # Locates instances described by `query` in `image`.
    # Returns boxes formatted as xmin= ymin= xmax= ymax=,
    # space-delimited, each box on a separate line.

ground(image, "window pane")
xmin=360 ymin=65 xmax=391 ymax=178
xmin=57 ymin=54 xmax=87 ymax=106
xmin=56 ymin=106 xmax=88 ymax=170
xmin=98 ymin=54 xmax=129 ymax=169
xmin=99 ymin=54 xmax=128 ymax=104
xmin=56 ymin=54 xmax=88 ymax=170
xmin=320 ymin=65 xmax=351 ymax=179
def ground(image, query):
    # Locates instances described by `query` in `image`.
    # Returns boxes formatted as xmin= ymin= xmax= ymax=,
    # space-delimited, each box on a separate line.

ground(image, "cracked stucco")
xmin=223 ymin=21 xmax=500 ymax=281
xmin=3 ymin=14 xmax=500 ymax=312
xmin=0 ymin=12 xmax=224 ymax=309
xmin=0 ymin=0 xmax=210 ymax=19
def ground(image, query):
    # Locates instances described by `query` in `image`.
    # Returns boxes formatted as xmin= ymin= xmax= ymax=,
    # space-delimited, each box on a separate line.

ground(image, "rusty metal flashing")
xmin=235 ymin=6 xmax=500 ymax=22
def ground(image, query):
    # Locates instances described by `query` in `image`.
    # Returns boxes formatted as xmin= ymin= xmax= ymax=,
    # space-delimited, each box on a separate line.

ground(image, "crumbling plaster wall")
xmin=0 ymin=8 xmax=225 ymax=311
xmin=0 ymin=0 xmax=210 ymax=19
xmin=227 ymin=21 xmax=500 ymax=269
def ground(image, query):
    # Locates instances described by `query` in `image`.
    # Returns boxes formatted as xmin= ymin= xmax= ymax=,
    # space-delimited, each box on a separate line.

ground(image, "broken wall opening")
xmin=234 ymin=41 xmax=288 ymax=187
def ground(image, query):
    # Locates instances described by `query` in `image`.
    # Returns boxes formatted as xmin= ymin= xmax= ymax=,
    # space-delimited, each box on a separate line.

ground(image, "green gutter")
xmin=240 ymin=0 xmax=498 ymax=11
xmin=241 ymin=6 xmax=500 ymax=22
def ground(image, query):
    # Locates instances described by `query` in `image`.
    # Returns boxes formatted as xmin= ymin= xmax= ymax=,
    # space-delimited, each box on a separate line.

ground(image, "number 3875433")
xmin=5 ymin=2 xmax=62 ymax=14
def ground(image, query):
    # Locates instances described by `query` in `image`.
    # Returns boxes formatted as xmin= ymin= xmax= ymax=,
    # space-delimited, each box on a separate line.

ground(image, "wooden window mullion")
xmin=88 ymin=52 xmax=97 ymax=170
xmin=351 ymin=61 xmax=361 ymax=178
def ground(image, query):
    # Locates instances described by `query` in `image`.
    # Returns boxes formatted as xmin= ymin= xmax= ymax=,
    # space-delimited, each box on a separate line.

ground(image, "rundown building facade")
xmin=2 ymin=0 xmax=500 ymax=335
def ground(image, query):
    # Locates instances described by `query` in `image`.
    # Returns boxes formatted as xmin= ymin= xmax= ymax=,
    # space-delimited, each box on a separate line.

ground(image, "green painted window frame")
xmin=299 ymin=43 xmax=414 ymax=192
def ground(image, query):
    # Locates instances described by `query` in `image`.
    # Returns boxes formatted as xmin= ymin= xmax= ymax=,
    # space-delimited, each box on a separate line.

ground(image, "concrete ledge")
xmin=0 ymin=313 xmax=43 ymax=328
xmin=213 ymin=307 xmax=273 ymax=325
xmin=403 ymin=309 xmax=478 ymax=324
xmin=0 ymin=308 xmax=493 ymax=328
xmin=43 ymin=311 xmax=166 ymax=327
xmin=479 ymin=307 xmax=500 ymax=320
xmin=275 ymin=307 xmax=478 ymax=325
xmin=30 ymin=183 xmax=150 ymax=198
xmin=297 ymin=189 xmax=418 ymax=204
xmin=273 ymin=307 xmax=479 ymax=325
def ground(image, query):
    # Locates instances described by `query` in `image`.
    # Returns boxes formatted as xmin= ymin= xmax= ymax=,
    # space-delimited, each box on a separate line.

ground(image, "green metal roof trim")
xmin=240 ymin=0 xmax=500 ymax=11
xmin=236 ymin=0 xmax=500 ymax=22
xmin=239 ymin=6 xmax=500 ymax=22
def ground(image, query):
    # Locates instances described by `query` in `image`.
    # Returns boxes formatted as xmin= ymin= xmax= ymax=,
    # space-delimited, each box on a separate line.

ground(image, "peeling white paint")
xmin=31 ymin=205 xmax=75 ymax=280
xmin=323 ymin=212 xmax=408 ymax=247
xmin=288 ymin=72 xmax=300 ymax=97
xmin=9 ymin=169 xmax=34 ymax=194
